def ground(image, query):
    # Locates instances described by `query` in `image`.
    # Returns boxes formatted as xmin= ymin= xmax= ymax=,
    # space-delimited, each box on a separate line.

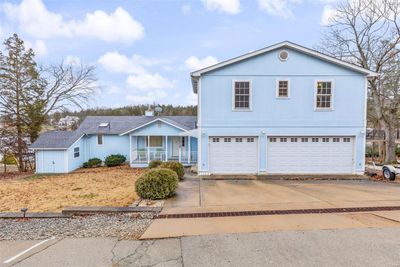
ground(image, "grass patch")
xmin=0 ymin=165 xmax=145 ymax=212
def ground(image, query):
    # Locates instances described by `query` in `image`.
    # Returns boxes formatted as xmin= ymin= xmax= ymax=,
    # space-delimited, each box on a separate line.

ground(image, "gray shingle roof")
xmin=29 ymin=131 xmax=83 ymax=149
xmin=30 ymin=116 xmax=197 ymax=149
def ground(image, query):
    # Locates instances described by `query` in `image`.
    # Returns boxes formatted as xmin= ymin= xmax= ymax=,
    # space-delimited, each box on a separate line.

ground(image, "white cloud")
xmin=64 ymin=55 xmax=81 ymax=65
xmin=1 ymin=0 xmax=144 ymax=43
xmin=181 ymin=4 xmax=191 ymax=14
xmin=258 ymin=0 xmax=302 ymax=19
xmin=126 ymin=90 xmax=168 ymax=104
xmin=24 ymin=39 xmax=47 ymax=56
xmin=321 ymin=5 xmax=337 ymax=25
xmin=126 ymin=73 xmax=174 ymax=91
xmin=107 ymin=85 xmax=122 ymax=94
xmin=186 ymin=93 xmax=197 ymax=105
xmin=98 ymin=51 xmax=146 ymax=74
xmin=202 ymin=0 xmax=241 ymax=14
xmin=185 ymin=56 xmax=218 ymax=71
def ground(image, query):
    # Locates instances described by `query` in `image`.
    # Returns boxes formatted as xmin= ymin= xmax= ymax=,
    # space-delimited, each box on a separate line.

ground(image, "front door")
xmin=171 ymin=137 xmax=180 ymax=157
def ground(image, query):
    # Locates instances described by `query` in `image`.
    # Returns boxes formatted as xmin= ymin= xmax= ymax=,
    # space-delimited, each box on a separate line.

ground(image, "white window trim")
xmin=314 ymin=80 xmax=334 ymax=111
xmin=232 ymin=80 xmax=252 ymax=112
xmin=97 ymin=134 xmax=104 ymax=146
xmin=276 ymin=78 xmax=290 ymax=99
xmin=73 ymin=146 xmax=80 ymax=159
xmin=146 ymin=136 xmax=164 ymax=148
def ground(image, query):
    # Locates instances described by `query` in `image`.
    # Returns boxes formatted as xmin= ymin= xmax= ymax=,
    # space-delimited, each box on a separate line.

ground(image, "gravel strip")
xmin=0 ymin=212 xmax=155 ymax=240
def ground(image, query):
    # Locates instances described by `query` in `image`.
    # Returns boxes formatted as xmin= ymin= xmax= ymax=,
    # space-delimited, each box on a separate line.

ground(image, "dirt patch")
xmin=0 ymin=165 xmax=146 ymax=212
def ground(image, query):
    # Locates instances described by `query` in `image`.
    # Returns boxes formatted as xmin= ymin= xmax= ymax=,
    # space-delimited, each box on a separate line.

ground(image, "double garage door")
xmin=209 ymin=136 xmax=355 ymax=174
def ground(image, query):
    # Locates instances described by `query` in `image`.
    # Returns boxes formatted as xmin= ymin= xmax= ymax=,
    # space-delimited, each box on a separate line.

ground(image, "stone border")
xmin=0 ymin=212 xmax=71 ymax=219
xmin=157 ymin=205 xmax=400 ymax=219
xmin=62 ymin=206 xmax=162 ymax=215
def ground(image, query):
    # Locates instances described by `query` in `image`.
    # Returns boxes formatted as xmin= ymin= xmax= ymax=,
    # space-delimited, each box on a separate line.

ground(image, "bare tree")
xmin=319 ymin=0 xmax=400 ymax=163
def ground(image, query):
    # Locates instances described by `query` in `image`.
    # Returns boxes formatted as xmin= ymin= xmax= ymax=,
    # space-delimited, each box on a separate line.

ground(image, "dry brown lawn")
xmin=0 ymin=165 xmax=145 ymax=212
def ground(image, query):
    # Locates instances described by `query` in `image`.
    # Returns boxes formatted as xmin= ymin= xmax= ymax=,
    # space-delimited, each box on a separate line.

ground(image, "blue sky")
xmin=0 ymin=0 xmax=338 ymax=108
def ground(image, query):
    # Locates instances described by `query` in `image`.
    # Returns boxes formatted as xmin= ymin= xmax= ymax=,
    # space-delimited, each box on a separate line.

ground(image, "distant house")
xmin=31 ymin=41 xmax=376 ymax=175
xmin=30 ymin=113 xmax=197 ymax=173
xmin=57 ymin=116 xmax=80 ymax=131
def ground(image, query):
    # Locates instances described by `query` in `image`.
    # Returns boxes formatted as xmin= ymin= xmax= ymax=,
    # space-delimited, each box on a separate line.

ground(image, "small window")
xmin=333 ymin=138 xmax=340 ymax=142
xmin=247 ymin=137 xmax=254 ymax=143
xmin=224 ymin=138 xmax=231 ymax=142
xmin=343 ymin=137 xmax=351 ymax=142
xmin=270 ymin=138 xmax=277 ymax=142
xmin=316 ymin=81 xmax=333 ymax=109
xmin=322 ymin=138 xmax=329 ymax=142
xmin=290 ymin=138 xmax=298 ymax=142
xmin=74 ymin=147 xmax=80 ymax=158
xmin=280 ymin=137 xmax=287 ymax=142
xmin=312 ymin=138 xmax=319 ymax=142
xmin=212 ymin=138 xmax=219 ymax=142
xmin=146 ymin=136 xmax=163 ymax=147
xmin=235 ymin=138 xmax=242 ymax=142
xmin=97 ymin=134 xmax=103 ymax=145
xmin=234 ymin=81 xmax=251 ymax=110
xmin=301 ymin=138 xmax=308 ymax=142
xmin=279 ymin=50 xmax=289 ymax=61
xmin=277 ymin=80 xmax=289 ymax=98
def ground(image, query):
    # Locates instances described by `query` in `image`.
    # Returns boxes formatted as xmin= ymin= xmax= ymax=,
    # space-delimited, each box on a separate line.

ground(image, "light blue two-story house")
xmin=31 ymin=41 xmax=376 ymax=175
xmin=191 ymin=41 xmax=376 ymax=175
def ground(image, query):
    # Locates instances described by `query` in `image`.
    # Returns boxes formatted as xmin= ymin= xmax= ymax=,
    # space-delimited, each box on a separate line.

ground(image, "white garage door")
xmin=209 ymin=137 xmax=258 ymax=174
xmin=267 ymin=136 xmax=354 ymax=174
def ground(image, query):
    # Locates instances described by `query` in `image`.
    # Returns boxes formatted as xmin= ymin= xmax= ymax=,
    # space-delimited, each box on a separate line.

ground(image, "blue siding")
xmin=36 ymin=150 xmax=67 ymax=173
xmin=86 ymin=134 xmax=130 ymax=162
xmin=131 ymin=120 xmax=184 ymax=136
xmin=198 ymin=47 xmax=367 ymax=174
xmin=67 ymin=137 xmax=86 ymax=172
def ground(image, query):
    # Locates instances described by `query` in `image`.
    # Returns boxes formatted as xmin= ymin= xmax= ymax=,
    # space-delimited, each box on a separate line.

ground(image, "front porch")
xmin=130 ymin=135 xmax=198 ymax=167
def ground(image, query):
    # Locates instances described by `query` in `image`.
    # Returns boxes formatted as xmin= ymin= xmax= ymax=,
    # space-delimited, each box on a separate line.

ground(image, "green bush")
xmin=104 ymin=154 xmax=126 ymax=167
xmin=135 ymin=168 xmax=178 ymax=199
xmin=82 ymin=158 xmax=102 ymax=168
xmin=396 ymin=146 xmax=400 ymax=157
xmin=149 ymin=160 xmax=162 ymax=169
xmin=159 ymin=161 xmax=185 ymax=180
xmin=366 ymin=147 xmax=380 ymax=158
xmin=0 ymin=154 xmax=17 ymax=165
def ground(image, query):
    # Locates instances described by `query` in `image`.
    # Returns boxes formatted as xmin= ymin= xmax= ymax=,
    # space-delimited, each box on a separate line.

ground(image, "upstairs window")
xmin=233 ymin=81 xmax=251 ymax=110
xmin=277 ymin=80 xmax=289 ymax=98
xmin=316 ymin=81 xmax=333 ymax=110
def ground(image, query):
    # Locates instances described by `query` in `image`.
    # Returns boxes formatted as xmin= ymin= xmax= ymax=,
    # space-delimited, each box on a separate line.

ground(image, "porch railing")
xmin=131 ymin=148 xmax=197 ymax=164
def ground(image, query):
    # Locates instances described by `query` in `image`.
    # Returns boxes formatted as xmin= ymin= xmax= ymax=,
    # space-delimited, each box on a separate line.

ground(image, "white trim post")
xmin=165 ymin=136 xmax=168 ymax=161
xmin=188 ymin=136 xmax=191 ymax=164
xmin=147 ymin=136 xmax=150 ymax=163
xmin=129 ymin=134 xmax=132 ymax=164
xmin=178 ymin=146 xmax=181 ymax=163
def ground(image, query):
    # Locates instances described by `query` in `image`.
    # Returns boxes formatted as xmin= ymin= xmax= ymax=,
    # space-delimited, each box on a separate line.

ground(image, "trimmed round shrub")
xmin=82 ymin=158 xmax=102 ymax=168
xmin=159 ymin=161 xmax=185 ymax=180
xmin=135 ymin=168 xmax=178 ymax=199
xmin=149 ymin=160 xmax=162 ymax=169
xmin=104 ymin=154 xmax=126 ymax=167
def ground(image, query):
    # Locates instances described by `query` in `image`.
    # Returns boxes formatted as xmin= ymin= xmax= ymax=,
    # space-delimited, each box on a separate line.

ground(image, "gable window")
xmin=277 ymin=80 xmax=289 ymax=98
xmin=97 ymin=134 xmax=103 ymax=145
xmin=74 ymin=147 xmax=80 ymax=158
xmin=233 ymin=81 xmax=251 ymax=110
xmin=146 ymin=136 xmax=163 ymax=147
xmin=315 ymin=81 xmax=333 ymax=110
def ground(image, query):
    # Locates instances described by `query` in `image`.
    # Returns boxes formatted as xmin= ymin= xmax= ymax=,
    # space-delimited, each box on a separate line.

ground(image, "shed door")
xmin=209 ymin=137 xmax=258 ymax=174
xmin=267 ymin=136 xmax=354 ymax=174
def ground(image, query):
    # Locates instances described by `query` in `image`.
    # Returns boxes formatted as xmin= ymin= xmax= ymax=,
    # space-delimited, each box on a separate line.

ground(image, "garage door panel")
xmin=267 ymin=137 xmax=354 ymax=174
xmin=209 ymin=137 xmax=258 ymax=174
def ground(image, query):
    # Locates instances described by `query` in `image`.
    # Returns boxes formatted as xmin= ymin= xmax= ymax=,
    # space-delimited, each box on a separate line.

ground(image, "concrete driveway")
xmin=141 ymin=178 xmax=400 ymax=239
xmin=163 ymin=178 xmax=400 ymax=214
